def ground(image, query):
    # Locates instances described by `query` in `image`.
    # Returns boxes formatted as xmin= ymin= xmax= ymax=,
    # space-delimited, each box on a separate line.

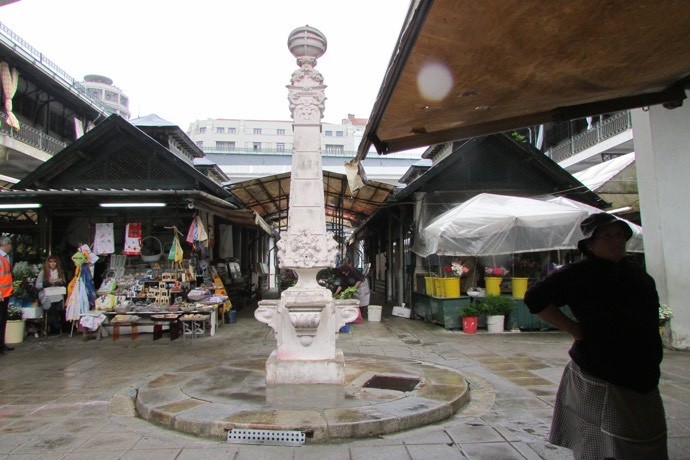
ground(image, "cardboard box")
xmin=392 ymin=305 xmax=412 ymax=318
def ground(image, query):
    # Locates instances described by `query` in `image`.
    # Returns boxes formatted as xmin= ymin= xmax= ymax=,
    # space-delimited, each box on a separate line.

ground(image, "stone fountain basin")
xmin=134 ymin=353 xmax=469 ymax=442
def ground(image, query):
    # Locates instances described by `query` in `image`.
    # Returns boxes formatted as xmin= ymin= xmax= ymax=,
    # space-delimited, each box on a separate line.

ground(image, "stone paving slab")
xmin=0 ymin=298 xmax=689 ymax=458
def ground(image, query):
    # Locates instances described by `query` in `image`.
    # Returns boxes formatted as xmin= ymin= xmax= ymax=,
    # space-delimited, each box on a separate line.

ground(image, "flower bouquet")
xmin=485 ymin=266 xmax=509 ymax=278
xmin=451 ymin=262 xmax=470 ymax=277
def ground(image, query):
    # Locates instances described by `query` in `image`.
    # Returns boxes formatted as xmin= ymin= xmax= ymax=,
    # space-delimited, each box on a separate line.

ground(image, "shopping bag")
xmin=43 ymin=286 xmax=66 ymax=296
xmin=95 ymin=294 xmax=116 ymax=311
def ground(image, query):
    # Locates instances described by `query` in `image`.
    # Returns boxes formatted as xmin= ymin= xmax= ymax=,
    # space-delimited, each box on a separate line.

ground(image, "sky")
xmin=1 ymin=0 xmax=412 ymax=130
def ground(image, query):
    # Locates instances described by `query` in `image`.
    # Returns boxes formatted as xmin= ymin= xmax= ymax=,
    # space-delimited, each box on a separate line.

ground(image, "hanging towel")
xmin=123 ymin=223 xmax=142 ymax=255
xmin=93 ymin=223 xmax=115 ymax=255
xmin=186 ymin=216 xmax=208 ymax=248
xmin=195 ymin=216 xmax=208 ymax=244
xmin=186 ymin=217 xmax=197 ymax=245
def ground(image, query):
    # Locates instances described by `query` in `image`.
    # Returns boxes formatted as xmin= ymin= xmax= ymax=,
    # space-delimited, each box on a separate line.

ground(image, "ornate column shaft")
xmin=255 ymin=26 xmax=358 ymax=385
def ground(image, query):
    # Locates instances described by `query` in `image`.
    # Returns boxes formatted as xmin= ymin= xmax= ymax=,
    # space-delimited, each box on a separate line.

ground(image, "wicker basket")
xmin=140 ymin=236 xmax=163 ymax=263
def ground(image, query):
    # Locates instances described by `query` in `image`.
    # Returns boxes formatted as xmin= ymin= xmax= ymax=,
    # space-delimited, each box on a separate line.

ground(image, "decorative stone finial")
xmin=287 ymin=25 xmax=327 ymax=60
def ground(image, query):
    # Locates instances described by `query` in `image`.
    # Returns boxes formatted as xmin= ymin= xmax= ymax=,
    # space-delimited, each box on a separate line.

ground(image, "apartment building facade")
xmin=187 ymin=113 xmax=364 ymax=154
xmin=187 ymin=114 xmax=421 ymax=184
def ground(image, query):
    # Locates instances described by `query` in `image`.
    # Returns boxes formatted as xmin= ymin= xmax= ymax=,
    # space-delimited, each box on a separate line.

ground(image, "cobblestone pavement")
xmin=1 ymin=297 xmax=689 ymax=459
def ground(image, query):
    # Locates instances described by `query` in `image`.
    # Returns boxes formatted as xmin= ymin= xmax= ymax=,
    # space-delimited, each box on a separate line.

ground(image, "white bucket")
xmin=368 ymin=305 xmax=382 ymax=322
xmin=486 ymin=315 xmax=505 ymax=333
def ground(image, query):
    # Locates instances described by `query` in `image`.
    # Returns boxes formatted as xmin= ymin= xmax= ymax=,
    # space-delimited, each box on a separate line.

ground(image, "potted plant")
xmin=484 ymin=266 xmax=509 ymax=296
xmin=511 ymin=254 xmax=540 ymax=298
xmin=459 ymin=303 xmax=482 ymax=334
xmin=10 ymin=261 xmax=39 ymax=308
xmin=5 ymin=306 xmax=25 ymax=344
xmin=478 ymin=295 xmax=514 ymax=333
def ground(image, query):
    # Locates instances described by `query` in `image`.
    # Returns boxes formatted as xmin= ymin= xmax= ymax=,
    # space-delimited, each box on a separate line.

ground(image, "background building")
xmin=187 ymin=114 xmax=422 ymax=184
xmin=81 ymin=74 xmax=131 ymax=119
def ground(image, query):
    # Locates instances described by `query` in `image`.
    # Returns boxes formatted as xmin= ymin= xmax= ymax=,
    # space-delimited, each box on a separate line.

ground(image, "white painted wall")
xmin=632 ymin=98 xmax=690 ymax=349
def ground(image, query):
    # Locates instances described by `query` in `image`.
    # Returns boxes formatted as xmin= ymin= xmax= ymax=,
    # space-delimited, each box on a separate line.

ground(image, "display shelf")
xmin=509 ymin=299 xmax=575 ymax=330
xmin=412 ymin=292 xmax=472 ymax=330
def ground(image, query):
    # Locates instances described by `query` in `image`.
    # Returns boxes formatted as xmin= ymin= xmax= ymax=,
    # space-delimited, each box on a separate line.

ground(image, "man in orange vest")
xmin=0 ymin=236 xmax=15 ymax=355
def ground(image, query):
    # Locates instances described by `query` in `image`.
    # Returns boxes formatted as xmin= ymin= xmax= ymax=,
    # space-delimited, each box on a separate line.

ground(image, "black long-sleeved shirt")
xmin=524 ymin=256 xmax=662 ymax=393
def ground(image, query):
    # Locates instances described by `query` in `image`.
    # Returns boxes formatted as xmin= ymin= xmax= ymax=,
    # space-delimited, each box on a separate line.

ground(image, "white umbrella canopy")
xmin=412 ymin=193 xmax=644 ymax=257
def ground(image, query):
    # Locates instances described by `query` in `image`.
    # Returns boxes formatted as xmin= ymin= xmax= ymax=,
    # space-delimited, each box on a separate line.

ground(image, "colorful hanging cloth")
xmin=168 ymin=227 xmax=184 ymax=262
xmin=123 ymin=223 xmax=142 ymax=255
xmin=93 ymin=223 xmax=115 ymax=255
xmin=65 ymin=248 xmax=96 ymax=321
xmin=0 ymin=61 xmax=20 ymax=131
xmin=186 ymin=216 xmax=208 ymax=248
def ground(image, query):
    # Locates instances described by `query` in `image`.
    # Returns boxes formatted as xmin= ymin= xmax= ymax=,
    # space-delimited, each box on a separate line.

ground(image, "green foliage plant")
xmin=460 ymin=303 xmax=482 ymax=318
xmin=335 ymin=286 xmax=359 ymax=300
xmin=479 ymin=295 xmax=515 ymax=316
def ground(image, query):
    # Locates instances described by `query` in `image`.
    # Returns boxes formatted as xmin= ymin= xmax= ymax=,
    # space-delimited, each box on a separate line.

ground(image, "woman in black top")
xmin=524 ymin=213 xmax=666 ymax=459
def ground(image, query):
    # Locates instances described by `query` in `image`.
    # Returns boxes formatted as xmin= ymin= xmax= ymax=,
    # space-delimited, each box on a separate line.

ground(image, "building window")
xmin=253 ymin=142 xmax=262 ymax=151
xmin=253 ymin=128 xmax=262 ymax=134
xmin=325 ymin=144 xmax=344 ymax=154
xmin=217 ymin=141 xmax=235 ymax=151
xmin=228 ymin=127 xmax=236 ymax=134
xmin=276 ymin=143 xmax=285 ymax=152
xmin=216 ymin=127 xmax=225 ymax=133
xmin=86 ymin=88 xmax=102 ymax=99
xmin=104 ymin=90 xmax=118 ymax=102
xmin=196 ymin=141 xmax=203 ymax=147
xmin=325 ymin=130 xmax=333 ymax=136
xmin=199 ymin=127 xmax=206 ymax=134
xmin=336 ymin=131 xmax=344 ymax=137
xmin=277 ymin=128 xmax=286 ymax=135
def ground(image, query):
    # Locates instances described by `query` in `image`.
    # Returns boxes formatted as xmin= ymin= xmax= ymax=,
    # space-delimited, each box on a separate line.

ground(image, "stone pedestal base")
xmin=265 ymin=350 xmax=346 ymax=385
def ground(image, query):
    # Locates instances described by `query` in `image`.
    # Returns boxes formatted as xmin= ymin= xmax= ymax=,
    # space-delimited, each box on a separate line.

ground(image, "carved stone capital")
xmin=277 ymin=230 xmax=338 ymax=268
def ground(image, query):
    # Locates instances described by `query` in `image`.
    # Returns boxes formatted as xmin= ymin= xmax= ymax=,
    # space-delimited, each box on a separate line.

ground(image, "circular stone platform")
xmin=134 ymin=353 xmax=470 ymax=442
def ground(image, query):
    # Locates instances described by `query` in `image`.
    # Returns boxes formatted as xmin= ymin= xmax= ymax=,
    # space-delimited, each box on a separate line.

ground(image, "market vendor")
xmin=334 ymin=259 xmax=369 ymax=323
xmin=35 ymin=255 xmax=67 ymax=334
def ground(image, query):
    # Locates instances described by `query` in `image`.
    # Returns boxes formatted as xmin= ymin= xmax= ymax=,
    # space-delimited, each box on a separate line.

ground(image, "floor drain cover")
xmin=362 ymin=375 xmax=420 ymax=392
xmin=227 ymin=428 xmax=305 ymax=446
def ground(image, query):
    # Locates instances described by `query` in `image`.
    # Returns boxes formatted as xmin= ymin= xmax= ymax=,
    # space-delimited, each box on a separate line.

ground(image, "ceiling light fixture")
xmin=99 ymin=202 xmax=167 ymax=208
xmin=0 ymin=203 xmax=42 ymax=209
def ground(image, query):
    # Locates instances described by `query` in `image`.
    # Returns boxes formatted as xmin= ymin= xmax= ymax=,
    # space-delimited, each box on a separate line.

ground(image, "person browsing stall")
xmin=0 ymin=236 xmax=15 ymax=355
xmin=524 ymin=213 xmax=666 ymax=459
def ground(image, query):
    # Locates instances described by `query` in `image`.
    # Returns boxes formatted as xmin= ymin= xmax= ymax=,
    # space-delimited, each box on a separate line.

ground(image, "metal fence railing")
xmin=0 ymin=113 xmax=67 ymax=155
xmin=546 ymin=111 xmax=632 ymax=163
xmin=0 ymin=20 xmax=112 ymax=117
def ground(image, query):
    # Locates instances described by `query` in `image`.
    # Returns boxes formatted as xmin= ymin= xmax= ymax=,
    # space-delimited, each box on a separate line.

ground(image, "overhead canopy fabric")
xmin=357 ymin=0 xmax=690 ymax=158
xmin=412 ymin=193 xmax=643 ymax=257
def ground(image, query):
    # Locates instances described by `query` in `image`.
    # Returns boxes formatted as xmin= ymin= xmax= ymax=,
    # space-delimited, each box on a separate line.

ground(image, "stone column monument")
xmin=254 ymin=26 xmax=359 ymax=385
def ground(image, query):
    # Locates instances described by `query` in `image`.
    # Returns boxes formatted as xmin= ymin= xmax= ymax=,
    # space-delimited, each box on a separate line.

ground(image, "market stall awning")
xmin=357 ymin=0 xmax=690 ymax=158
xmin=412 ymin=193 xmax=644 ymax=257
xmin=227 ymin=171 xmax=396 ymax=230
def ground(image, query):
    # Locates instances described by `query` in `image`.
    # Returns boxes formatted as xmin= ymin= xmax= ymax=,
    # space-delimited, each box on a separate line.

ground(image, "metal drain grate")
xmin=227 ymin=428 xmax=306 ymax=446
xmin=362 ymin=375 xmax=420 ymax=392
